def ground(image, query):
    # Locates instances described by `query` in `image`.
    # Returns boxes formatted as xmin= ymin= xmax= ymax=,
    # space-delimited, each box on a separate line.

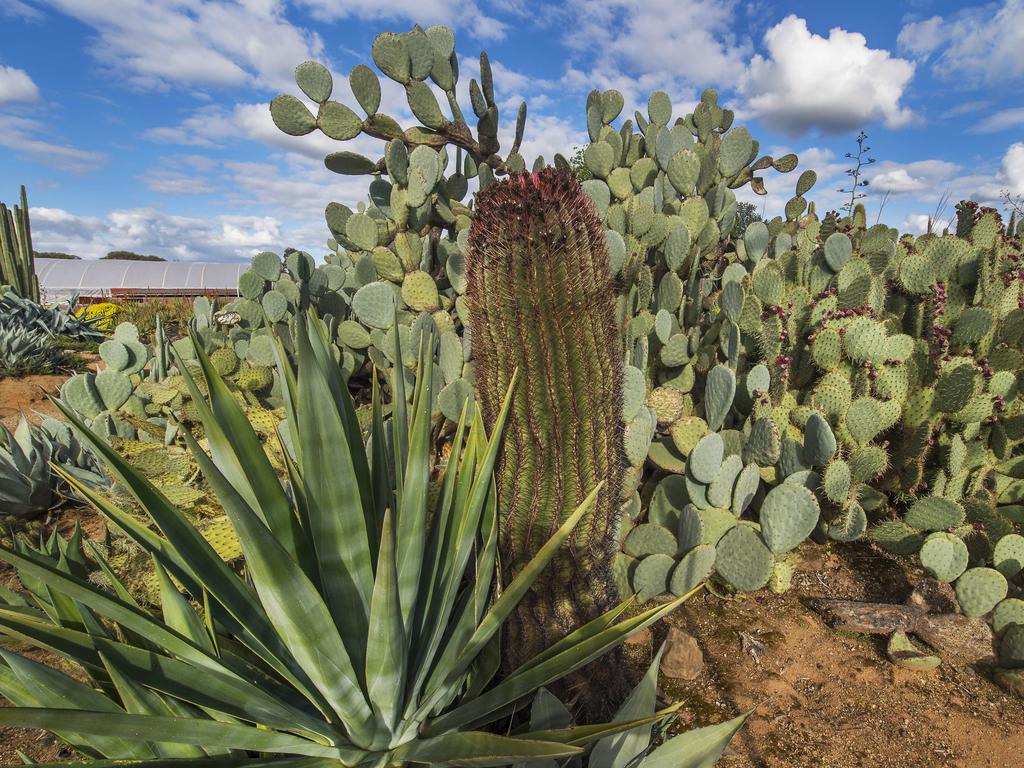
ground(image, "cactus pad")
xmin=994 ymin=598 xmax=1024 ymax=637
xmin=708 ymin=454 xmax=743 ymax=508
xmin=802 ymin=413 xmax=837 ymax=466
xmin=704 ymin=364 xmax=736 ymax=431
xmin=826 ymin=502 xmax=867 ymax=542
xmin=649 ymin=475 xmax=688 ymax=529
xmin=688 ymin=432 xmax=724 ymax=483
xmin=670 ymin=416 xmax=707 ymax=456
xmin=732 ymin=462 xmax=760 ymax=515
xmin=887 ymin=632 xmax=941 ymax=671
xmin=715 ymin=525 xmax=774 ymax=592
xmin=919 ymin=532 xmax=969 ymax=582
xmin=623 ymin=523 xmax=678 ymax=557
xmin=742 ymin=417 xmax=780 ymax=467
xmin=759 ymin=484 xmax=820 ymax=553
xmin=955 ymin=567 xmax=1008 ymax=618
xmin=669 ymin=544 xmax=716 ymax=596
xmin=872 ymin=520 xmax=925 ymax=555
xmin=352 ymin=281 xmax=397 ymax=329
xmin=1001 ymin=626 xmax=1024 ymax=670
xmin=905 ymin=496 xmax=965 ymax=531
xmin=824 ymin=232 xmax=852 ymax=271
xmin=631 ymin=553 xmax=674 ymax=602
xmin=993 ymin=534 xmax=1024 ymax=579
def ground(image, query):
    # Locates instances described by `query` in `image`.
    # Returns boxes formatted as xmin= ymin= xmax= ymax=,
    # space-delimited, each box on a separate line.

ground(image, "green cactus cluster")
xmin=263 ymin=25 xmax=1023 ymax=627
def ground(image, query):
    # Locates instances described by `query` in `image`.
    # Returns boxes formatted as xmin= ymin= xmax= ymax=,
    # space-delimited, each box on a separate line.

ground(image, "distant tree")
xmin=34 ymin=251 xmax=80 ymax=260
xmin=103 ymin=251 xmax=166 ymax=262
xmin=568 ymin=146 xmax=593 ymax=182
xmin=731 ymin=201 xmax=762 ymax=238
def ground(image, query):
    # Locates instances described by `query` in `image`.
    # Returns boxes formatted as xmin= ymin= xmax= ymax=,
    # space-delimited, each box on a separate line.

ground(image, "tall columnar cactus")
xmin=0 ymin=186 xmax=39 ymax=302
xmin=467 ymin=168 xmax=626 ymax=682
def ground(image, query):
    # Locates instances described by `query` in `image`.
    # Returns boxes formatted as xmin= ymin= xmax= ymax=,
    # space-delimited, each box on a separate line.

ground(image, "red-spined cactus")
xmin=467 ymin=168 xmax=627 ymax=705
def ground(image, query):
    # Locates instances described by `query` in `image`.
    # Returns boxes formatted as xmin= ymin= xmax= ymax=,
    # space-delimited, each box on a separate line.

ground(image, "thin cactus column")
xmin=0 ymin=186 xmax=39 ymax=302
xmin=467 ymin=168 xmax=627 ymax=703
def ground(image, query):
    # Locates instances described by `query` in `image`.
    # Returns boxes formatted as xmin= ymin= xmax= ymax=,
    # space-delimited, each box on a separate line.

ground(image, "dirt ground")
xmin=0 ymin=375 xmax=66 ymax=430
xmin=659 ymin=544 xmax=1024 ymax=768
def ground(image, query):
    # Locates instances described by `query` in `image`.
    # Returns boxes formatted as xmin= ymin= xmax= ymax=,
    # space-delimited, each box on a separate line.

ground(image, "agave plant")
xmin=0 ymin=415 xmax=58 ymax=518
xmin=0 ymin=312 xmax=729 ymax=766
xmin=0 ymin=323 xmax=61 ymax=375
xmin=0 ymin=287 xmax=105 ymax=342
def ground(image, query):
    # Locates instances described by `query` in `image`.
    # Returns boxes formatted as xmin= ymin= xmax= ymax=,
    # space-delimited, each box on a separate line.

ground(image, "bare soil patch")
xmin=658 ymin=544 xmax=1023 ymax=767
xmin=0 ymin=375 xmax=67 ymax=429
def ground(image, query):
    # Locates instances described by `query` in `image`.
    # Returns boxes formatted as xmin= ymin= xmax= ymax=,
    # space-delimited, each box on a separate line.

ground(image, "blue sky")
xmin=0 ymin=0 xmax=1022 ymax=261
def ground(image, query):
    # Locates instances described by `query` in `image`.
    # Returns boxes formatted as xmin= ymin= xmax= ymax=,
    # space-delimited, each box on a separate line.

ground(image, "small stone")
xmin=661 ymin=627 xmax=704 ymax=680
xmin=624 ymin=627 xmax=652 ymax=646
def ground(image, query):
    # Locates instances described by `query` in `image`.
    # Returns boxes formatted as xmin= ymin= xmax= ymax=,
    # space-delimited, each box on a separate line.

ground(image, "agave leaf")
xmin=426 ymin=594 xmax=691 ymax=734
xmin=0 ymin=709 xmax=357 ymax=759
xmin=21 ymin=758 xmax=330 ymax=767
xmin=153 ymin=559 xmax=214 ymax=653
xmin=51 ymin=463 xmax=321 ymax=710
xmin=521 ymin=706 xmax=682 ymax=747
xmin=0 ymin=650 xmax=153 ymax=759
xmin=293 ymin=317 xmax=373 ymax=662
xmin=305 ymin=315 xmax=377 ymax=552
xmin=365 ymin=509 xmax=405 ymax=733
xmin=0 ymin=602 xmax=327 ymax=739
xmin=392 ymin=731 xmax=582 ymax=767
xmin=98 ymin=651 xmax=209 ymax=759
xmin=182 ymin=429 xmax=374 ymax=743
xmin=396 ymin=340 xmax=433 ymax=628
xmin=85 ymin=540 xmax=142 ymax=608
xmin=48 ymin=409 xmax=314 ymax=699
xmin=589 ymin=642 xmax=668 ymax=768
xmin=178 ymin=337 xmax=302 ymax=562
xmin=639 ymin=710 xmax=751 ymax=768
xmin=0 ymin=546 xmax=226 ymax=674
xmin=424 ymin=482 xmax=603 ymax=707
xmin=369 ymin=369 xmax=391 ymax=534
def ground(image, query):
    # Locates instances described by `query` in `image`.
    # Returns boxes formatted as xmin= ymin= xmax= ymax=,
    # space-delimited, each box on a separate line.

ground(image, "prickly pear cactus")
xmin=262 ymin=22 xmax=1024 ymax=652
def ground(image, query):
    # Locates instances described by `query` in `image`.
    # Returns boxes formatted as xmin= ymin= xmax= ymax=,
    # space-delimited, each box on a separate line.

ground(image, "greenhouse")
xmin=34 ymin=257 xmax=245 ymax=302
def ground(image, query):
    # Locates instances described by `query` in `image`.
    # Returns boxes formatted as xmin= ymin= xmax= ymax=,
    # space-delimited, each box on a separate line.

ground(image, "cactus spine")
xmin=467 ymin=168 xmax=625 ymax=681
xmin=0 ymin=186 xmax=39 ymax=302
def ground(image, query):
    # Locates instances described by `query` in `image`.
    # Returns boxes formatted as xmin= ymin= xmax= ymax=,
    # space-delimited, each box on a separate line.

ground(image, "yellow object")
xmin=76 ymin=302 xmax=122 ymax=332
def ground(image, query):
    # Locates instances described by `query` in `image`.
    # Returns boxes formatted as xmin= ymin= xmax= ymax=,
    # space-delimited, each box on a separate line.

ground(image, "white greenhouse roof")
xmin=36 ymin=258 xmax=245 ymax=301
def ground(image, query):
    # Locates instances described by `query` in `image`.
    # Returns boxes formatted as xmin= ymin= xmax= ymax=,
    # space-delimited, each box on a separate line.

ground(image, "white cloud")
xmin=144 ymin=102 xmax=353 ymax=160
xmin=858 ymin=144 xmax=1024 ymax=215
xmin=868 ymin=160 xmax=959 ymax=196
xmin=894 ymin=16 xmax=944 ymax=58
xmin=1001 ymin=143 xmax=1024 ymax=195
xmin=902 ymin=213 xmax=952 ymax=235
xmin=970 ymin=107 xmax=1024 ymax=134
xmin=0 ymin=114 xmax=107 ymax=172
xmin=499 ymin=113 xmax=586 ymax=167
xmin=0 ymin=65 xmax=40 ymax=103
xmin=559 ymin=0 xmax=749 ymax=113
xmin=39 ymin=1 xmax=324 ymax=91
xmin=2 ymin=1 xmax=44 ymax=21
xmin=740 ymin=16 xmax=916 ymax=136
xmin=897 ymin=0 xmax=1024 ymax=83
xmin=298 ymin=0 xmax=507 ymax=39
xmin=30 ymin=204 xmax=299 ymax=261
xmin=941 ymin=100 xmax=988 ymax=119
